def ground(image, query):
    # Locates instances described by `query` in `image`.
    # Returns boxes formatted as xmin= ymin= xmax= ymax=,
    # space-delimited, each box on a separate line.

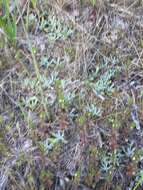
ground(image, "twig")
xmin=16 ymin=0 xmax=29 ymax=25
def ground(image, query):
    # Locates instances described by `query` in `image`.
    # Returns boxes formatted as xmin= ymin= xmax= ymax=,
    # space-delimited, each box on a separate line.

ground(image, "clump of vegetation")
xmin=0 ymin=0 xmax=143 ymax=190
xmin=0 ymin=0 xmax=17 ymax=44
xmin=40 ymin=14 xmax=74 ymax=42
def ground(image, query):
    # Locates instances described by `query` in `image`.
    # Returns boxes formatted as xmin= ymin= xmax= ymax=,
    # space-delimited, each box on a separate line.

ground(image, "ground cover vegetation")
xmin=0 ymin=0 xmax=143 ymax=189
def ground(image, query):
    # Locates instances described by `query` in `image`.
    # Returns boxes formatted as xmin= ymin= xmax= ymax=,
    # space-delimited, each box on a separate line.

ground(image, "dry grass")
xmin=0 ymin=0 xmax=143 ymax=189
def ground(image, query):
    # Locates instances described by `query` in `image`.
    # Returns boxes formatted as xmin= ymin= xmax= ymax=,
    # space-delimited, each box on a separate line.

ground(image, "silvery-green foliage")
xmin=40 ymin=56 xmax=63 ymax=68
xmin=40 ymin=15 xmax=74 ymax=42
xmin=88 ymin=55 xmax=120 ymax=97
xmin=86 ymin=104 xmax=101 ymax=117
xmin=23 ymin=78 xmax=39 ymax=90
xmin=88 ymin=66 xmax=100 ymax=81
xmin=94 ymin=69 xmax=116 ymax=95
xmin=42 ymin=139 xmax=53 ymax=152
xmin=23 ymin=72 xmax=59 ymax=91
xmin=122 ymin=141 xmax=136 ymax=158
xmin=100 ymin=155 xmax=112 ymax=173
xmin=40 ymin=72 xmax=59 ymax=88
xmin=29 ymin=13 xmax=37 ymax=24
xmin=25 ymin=96 xmax=39 ymax=110
xmin=64 ymin=91 xmax=76 ymax=103
xmin=41 ymin=131 xmax=67 ymax=153
xmin=86 ymin=67 xmax=117 ymax=97
xmin=108 ymin=150 xmax=124 ymax=168
xmin=100 ymin=150 xmax=124 ymax=175
xmin=52 ymin=131 xmax=66 ymax=143
xmin=101 ymin=55 xmax=120 ymax=68
xmin=133 ymin=170 xmax=143 ymax=190
xmin=40 ymin=57 xmax=50 ymax=67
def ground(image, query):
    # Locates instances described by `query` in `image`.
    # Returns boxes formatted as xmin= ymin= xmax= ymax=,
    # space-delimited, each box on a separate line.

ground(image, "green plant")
xmin=90 ymin=0 xmax=97 ymax=6
xmin=86 ymin=104 xmax=102 ymax=117
xmin=134 ymin=148 xmax=143 ymax=162
xmin=40 ymin=131 xmax=67 ymax=154
xmin=109 ymin=150 xmax=123 ymax=168
xmin=28 ymin=13 xmax=37 ymax=26
xmin=86 ymin=67 xmax=117 ymax=100
xmin=55 ymin=79 xmax=67 ymax=109
xmin=99 ymin=149 xmax=123 ymax=177
xmin=64 ymin=91 xmax=76 ymax=105
xmin=40 ymin=72 xmax=59 ymax=88
xmin=40 ymin=15 xmax=74 ymax=42
xmin=100 ymin=155 xmax=112 ymax=173
xmin=31 ymin=0 xmax=37 ymax=8
xmin=133 ymin=171 xmax=143 ymax=190
xmin=93 ymin=69 xmax=115 ymax=95
xmin=23 ymin=77 xmax=39 ymax=91
xmin=122 ymin=141 xmax=136 ymax=158
xmin=23 ymin=96 xmax=39 ymax=111
xmin=0 ymin=0 xmax=17 ymax=43
xmin=23 ymin=72 xmax=59 ymax=91
xmin=40 ymin=56 xmax=63 ymax=68
xmin=108 ymin=116 xmax=121 ymax=129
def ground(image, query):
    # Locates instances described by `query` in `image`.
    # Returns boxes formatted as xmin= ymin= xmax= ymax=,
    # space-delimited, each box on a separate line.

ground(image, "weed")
xmin=108 ymin=116 xmax=121 ymax=129
xmin=0 ymin=0 xmax=17 ymax=43
xmin=40 ymin=56 xmax=63 ymax=68
xmin=40 ymin=131 xmax=67 ymax=154
xmin=134 ymin=148 xmax=143 ymax=162
xmin=25 ymin=96 xmax=39 ymax=111
xmin=74 ymin=169 xmax=81 ymax=184
xmin=31 ymin=0 xmax=37 ymax=9
xmin=77 ymin=115 xmax=86 ymax=126
xmin=94 ymin=69 xmax=116 ymax=95
xmin=100 ymin=155 xmax=112 ymax=174
xmin=90 ymin=0 xmax=97 ymax=7
xmin=40 ymin=15 xmax=74 ymax=42
xmin=122 ymin=141 xmax=136 ymax=158
xmin=133 ymin=171 xmax=143 ymax=190
xmin=41 ymin=139 xmax=53 ymax=152
xmin=52 ymin=131 xmax=66 ymax=142
xmin=40 ymin=169 xmax=54 ymax=189
xmin=86 ymin=65 xmax=118 ymax=99
xmin=55 ymin=79 xmax=67 ymax=109
xmin=28 ymin=13 xmax=37 ymax=26
xmin=0 ymin=0 xmax=142 ymax=189
xmin=86 ymin=104 xmax=102 ymax=117
xmin=40 ymin=72 xmax=59 ymax=88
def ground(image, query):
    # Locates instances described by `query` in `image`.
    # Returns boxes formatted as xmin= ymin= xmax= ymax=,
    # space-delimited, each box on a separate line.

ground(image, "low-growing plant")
xmin=0 ymin=0 xmax=17 ymax=43
xmin=55 ymin=79 xmax=67 ymax=109
xmin=25 ymin=96 xmax=39 ymax=111
xmin=28 ymin=13 xmax=37 ymax=26
xmin=40 ymin=56 xmax=63 ymax=68
xmin=86 ymin=104 xmax=102 ymax=117
xmin=31 ymin=0 xmax=37 ymax=9
xmin=100 ymin=155 xmax=112 ymax=174
xmin=86 ymin=66 xmax=118 ymax=100
xmin=40 ymin=130 xmax=67 ymax=154
xmin=90 ymin=0 xmax=97 ymax=7
xmin=40 ymin=15 xmax=74 ymax=42
xmin=94 ymin=69 xmax=116 ymax=95
xmin=122 ymin=141 xmax=136 ymax=158
xmin=40 ymin=72 xmax=59 ymax=88
xmin=109 ymin=150 xmax=123 ymax=168
xmin=99 ymin=149 xmax=124 ymax=179
xmin=108 ymin=116 xmax=121 ymax=129
xmin=133 ymin=170 xmax=143 ymax=190
xmin=23 ymin=72 xmax=59 ymax=91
